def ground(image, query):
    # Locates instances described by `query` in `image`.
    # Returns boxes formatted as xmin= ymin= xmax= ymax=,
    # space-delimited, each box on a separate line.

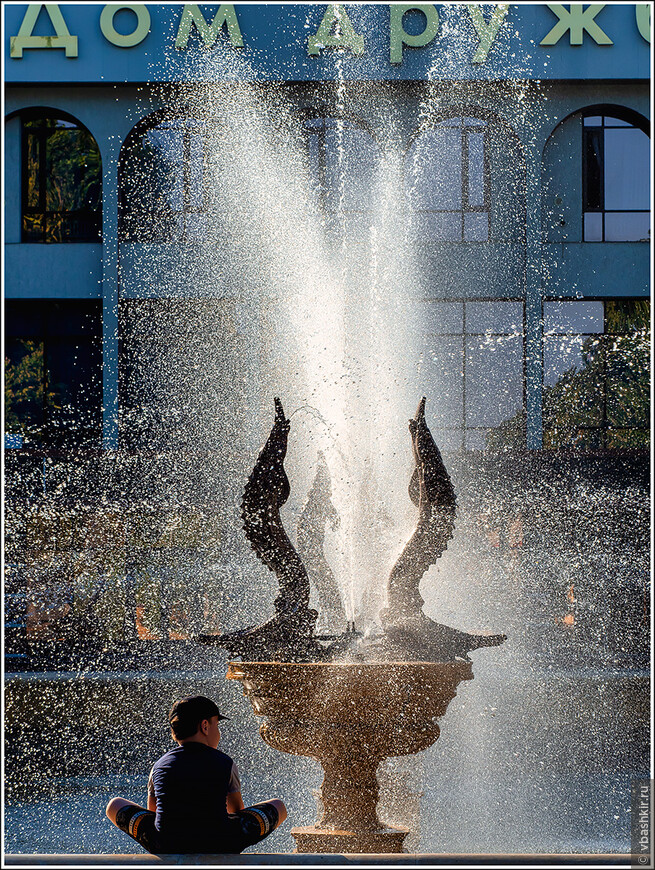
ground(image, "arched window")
xmin=119 ymin=116 xmax=207 ymax=243
xmin=406 ymin=117 xmax=489 ymax=241
xmin=301 ymin=115 xmax=380 ymax=213
xmin=406 ymin=112 xmax=526 ymax=245
xmin=582 ymin=113 xmax=650 ymax=241
xmin=20 ymin=112 xmax=101 ymax=243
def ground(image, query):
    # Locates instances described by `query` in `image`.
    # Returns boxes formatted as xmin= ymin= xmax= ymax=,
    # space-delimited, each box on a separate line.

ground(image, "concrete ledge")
xmin=4 ymin=244 xmax=102 ymax=299
xmin=3 ymin=854 xmax=635 ymax=867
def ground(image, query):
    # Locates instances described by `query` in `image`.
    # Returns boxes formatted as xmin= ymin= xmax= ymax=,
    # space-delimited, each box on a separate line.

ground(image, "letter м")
xmin=175 ymin=4 xmax=244 ymax=50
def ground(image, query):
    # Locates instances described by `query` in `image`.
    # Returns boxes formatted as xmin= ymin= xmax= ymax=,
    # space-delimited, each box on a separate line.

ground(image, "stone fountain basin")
xmin=227 ymin=660 xmax=472 ymax=756
xmin=227 ymin=660 xmax=473 ymax=853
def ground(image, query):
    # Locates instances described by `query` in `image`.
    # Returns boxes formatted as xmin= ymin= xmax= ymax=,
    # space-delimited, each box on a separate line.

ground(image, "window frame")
xmin=420 ymin=297 xmax=526 ymax=450
xmin=300 ymin=111 xmax=380 ymax=216
xmin=19 ymin=111 xmax=102 ymax=244
xmin=4 ymin=300 xmax=103 ymax=449
xmin=542 ymin=297 xmax=650 ymax=450
xmin=581 ymin=112 xmax=650 ymax=243
xmin=406 ymin=116 xmax=491 ymax=244
xmin=118 ymin=114 xmax=208 ymax=244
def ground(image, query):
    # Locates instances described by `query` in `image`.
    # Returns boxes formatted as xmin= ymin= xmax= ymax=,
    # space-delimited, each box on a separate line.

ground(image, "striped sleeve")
xmin=147 ymin=767 xmax=155 ymax=801
xmin=227 ymin=761 xmax=241 ymax=794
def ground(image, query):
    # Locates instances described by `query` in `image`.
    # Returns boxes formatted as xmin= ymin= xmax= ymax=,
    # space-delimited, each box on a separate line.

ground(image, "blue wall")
xmin=4 ymin=3 xmax=651 ymax=84
xmin=3 ymin=5 xmax=652 ymax=449
xmin=5 ymin=81 xmax=649 ymax=301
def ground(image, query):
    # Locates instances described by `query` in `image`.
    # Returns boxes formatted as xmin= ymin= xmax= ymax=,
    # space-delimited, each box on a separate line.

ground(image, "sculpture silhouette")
xmin=378 ymin=398 xmax=506 ymax=660
xmin=297 ymin=452 xmax=345 ymax=631
xmin=199 ymin=396 xmax=505 ymax=663
xmin=198 ymin=400 xmax=334 ymax=661
xmin=385 ymin=397 xmax=457 ymax=620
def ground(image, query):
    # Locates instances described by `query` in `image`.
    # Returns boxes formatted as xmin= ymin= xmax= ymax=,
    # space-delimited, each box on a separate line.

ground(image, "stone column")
xmin=100 ymin=136 xmax=121 ymax=449
xmin=523 ymin=134 xmax=544 ymax=450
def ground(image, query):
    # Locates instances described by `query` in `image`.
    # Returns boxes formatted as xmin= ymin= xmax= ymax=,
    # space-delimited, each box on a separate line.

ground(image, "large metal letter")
xmin=175 ymin=4 xmax=244 ymax=50
xmin=10 ymin=4 xmax=78 ymax=58
xmin=389 ymin=5 xmax=439 ymax=64
xmin=100 ymin=5 xmax=151 ymax=48
xmin=636 ymin=4 xmax=651 ymax=43
xmin=540 ymin=4 xmax=613 ymax=46
xmin=307 ymin=4 xmax=365 ymax=56
xmin=467 ymin=4 xmax=509 ymax=63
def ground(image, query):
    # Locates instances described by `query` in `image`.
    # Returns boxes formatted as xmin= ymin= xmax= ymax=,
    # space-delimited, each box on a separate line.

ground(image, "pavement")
xmin=2 ymin=854 xmax=635 ymax=867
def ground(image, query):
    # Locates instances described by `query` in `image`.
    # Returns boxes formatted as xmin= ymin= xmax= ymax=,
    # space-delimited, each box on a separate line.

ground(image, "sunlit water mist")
xmin=127 ymin=9 xmax=443 ymax=628
xmin=351 ymin=149 xmax=425 ymax=627
xmin=131 ymin=70 xmax=429 ymax=628
xmin=202 ymin=84 xmax=356 ymax=621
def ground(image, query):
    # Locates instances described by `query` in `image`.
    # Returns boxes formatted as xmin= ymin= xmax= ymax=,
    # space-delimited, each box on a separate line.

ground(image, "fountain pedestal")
xmin=226 ymin=660 xmax=473 ymax=854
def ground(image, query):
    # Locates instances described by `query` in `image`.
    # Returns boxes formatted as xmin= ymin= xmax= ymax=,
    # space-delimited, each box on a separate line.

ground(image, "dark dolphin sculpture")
xmin=199 ymin=395 xmax=505 ymax=664
xmin=378 ymin=398 xmax=506 ymax=661
xmin=385 ymin=397 xmax=457 ymax=620
xmin=198 ymin=399 xmax=330 ymax=661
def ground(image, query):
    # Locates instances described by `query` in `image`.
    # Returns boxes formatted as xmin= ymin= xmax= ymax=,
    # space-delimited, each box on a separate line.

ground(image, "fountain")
xmin=4 ymin=10 xmax=649 ymax=859
xmin=200 ymin=396 xmax=505 ymax=853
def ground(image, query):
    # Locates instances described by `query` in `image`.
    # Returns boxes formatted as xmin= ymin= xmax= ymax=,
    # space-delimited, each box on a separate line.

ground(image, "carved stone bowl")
xmin=226 ymin=660 xmax=473 ymax=853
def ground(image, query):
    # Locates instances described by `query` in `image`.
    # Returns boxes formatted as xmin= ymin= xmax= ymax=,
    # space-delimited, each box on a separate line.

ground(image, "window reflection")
xmin=466 ymin=335 xmax=524 ymax=428
xmin=302 ymin=116 xmax=379 ymax=213
xmin=4 ymin=302 xmax=103 ymax=448
xmin=543 ymin=300 xmax=604 ymax=335
xmin=542 ymin=299 xmax=650 ymax=449
xmin=4 ymin=340 xmax=47 ymax=436
xmin=406 ymin=117 xmax=489 ymax=242
xmin=467 ymin=131 xmax=485 ymax=207
xmin=582 ymin=115 xmax=650 ymax=242
xmin=119 ymin=118 xmax=207 ymax=243
xmin=418 ymin=300 xmax=524 ymax=450
xmin=467 ymin=300 xmax=523 ymax=334
xmin=21 ymin=116 xmax=102 ymax=243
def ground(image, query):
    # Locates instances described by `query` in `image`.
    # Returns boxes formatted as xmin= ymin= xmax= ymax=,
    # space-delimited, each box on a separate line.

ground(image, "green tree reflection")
xmin=23 ymin=118 xmax=102 ymax=243
xmin=487 ymin=301 xmax=650 ymax=450
xmin=4 ymin=341 xmax=60 ymax=443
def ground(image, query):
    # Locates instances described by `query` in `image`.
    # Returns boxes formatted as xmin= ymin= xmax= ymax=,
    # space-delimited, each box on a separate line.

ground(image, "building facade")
xmin=3 ymin=7 xmax=652 ymax=854
xmin=4 ymin=3 xmax=651 ymax=454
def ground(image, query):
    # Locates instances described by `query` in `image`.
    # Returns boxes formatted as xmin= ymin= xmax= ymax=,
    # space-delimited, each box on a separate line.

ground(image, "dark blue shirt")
xmin=148 ymin=742 xmax=241 ymax=853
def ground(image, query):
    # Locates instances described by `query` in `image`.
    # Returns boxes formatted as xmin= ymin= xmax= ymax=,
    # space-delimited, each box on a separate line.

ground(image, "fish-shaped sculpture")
xmin=198 ymin=399 xmax=327 ymax=661
xmin=385 ymin=397 xmax=457 ymax=620
xmin=297 ymin=451 xmax=346 ymax=632
xmin=379 ymin=398 xmax=506 ymax=661
xmin=199 ymin=395 xmax=504 ymax=664
xmin=241 ymin=397 xmax=310 ymax=616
